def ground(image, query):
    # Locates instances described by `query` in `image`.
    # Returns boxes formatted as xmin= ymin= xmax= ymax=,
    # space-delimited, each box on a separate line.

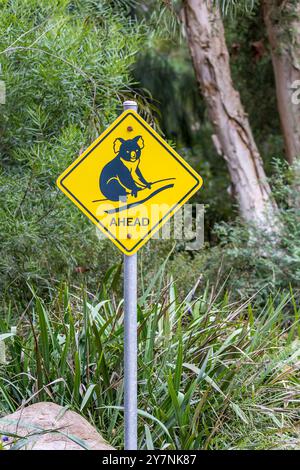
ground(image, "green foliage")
xmin=170 ymin=161 xmax=300 ymax=302
xmin=209 ymin=161 xmax=300 ymax=298
xmin=0 ymin=273 xmax=300 ymax=450
xmin=215 ymin=0 xmax=259 ymax=16
xmin=0 ymin=0 xmax=142 ymax=303
xmin=133 ymin=51 xmax=205 ymax=146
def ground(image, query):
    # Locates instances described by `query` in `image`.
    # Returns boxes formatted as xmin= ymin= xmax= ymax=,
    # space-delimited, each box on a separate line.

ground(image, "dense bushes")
xmin=169 ymin=162 xmax=300 ymax=305
xmin=0 ymin=276 xmax=300 ymax=449
xmin=0 ymin=0 xmax=142 ymax=306
xmin=1 ymin=0 xmax=297 ymax=312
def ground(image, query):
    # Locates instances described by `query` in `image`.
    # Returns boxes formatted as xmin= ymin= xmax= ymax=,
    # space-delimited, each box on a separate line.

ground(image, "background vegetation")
xmin=0 ymin=0 xmax=299 ymax=450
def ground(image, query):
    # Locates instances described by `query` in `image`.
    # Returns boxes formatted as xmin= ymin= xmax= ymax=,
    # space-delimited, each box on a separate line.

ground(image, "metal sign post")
xmin=123 ymin=100 xmax=138 ymax=450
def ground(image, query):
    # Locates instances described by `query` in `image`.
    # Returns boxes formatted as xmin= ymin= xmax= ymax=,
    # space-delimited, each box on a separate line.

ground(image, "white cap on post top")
xmin=123 ymin=100 xmax=138 ymax=112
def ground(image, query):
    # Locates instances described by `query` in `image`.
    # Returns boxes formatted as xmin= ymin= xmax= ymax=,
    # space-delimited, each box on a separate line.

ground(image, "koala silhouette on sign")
xmin=99 ymin=136 xmax=152 ymax=201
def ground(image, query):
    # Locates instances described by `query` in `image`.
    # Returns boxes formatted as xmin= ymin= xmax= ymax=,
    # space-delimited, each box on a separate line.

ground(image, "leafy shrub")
xmin=0 ymin=272 xmax=299 ymax=450
xmin=0 ymin=0 xmax=142 ymax=306
xmin=169 ymin=160 xmax=300 ymax=305
xmin=211 ymin=161 xmax=300 ymax=299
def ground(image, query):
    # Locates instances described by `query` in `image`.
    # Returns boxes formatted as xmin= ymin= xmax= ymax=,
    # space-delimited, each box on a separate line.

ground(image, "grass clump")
xmin=0 ymin=266 xmax=300 ymax=450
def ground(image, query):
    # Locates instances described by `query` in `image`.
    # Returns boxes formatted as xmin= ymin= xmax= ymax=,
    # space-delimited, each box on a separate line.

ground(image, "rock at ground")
xmin=0 ymin=402 xmax=114 ymax=450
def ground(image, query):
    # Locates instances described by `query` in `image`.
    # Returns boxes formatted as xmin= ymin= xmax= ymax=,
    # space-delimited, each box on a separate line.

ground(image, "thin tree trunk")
xmin=182 ymin=0 xmax=279 ymax=229
xmin=263 ymin=0 xmax=300 ymax=164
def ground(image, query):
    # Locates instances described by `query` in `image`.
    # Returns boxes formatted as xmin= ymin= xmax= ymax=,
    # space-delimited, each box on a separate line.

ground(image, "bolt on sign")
xmin=57 ymin=110 xmax=203 ymax=255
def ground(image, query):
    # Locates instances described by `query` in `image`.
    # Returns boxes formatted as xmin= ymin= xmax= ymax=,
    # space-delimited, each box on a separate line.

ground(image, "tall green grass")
xmin=0 ymin=265 xmax=300 ymax=450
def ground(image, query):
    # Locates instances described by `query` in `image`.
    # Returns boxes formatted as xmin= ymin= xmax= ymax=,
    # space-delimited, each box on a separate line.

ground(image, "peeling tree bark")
xmin=182 ymin=0 xmax=279 ymax=229
xmin=263 ymin=0 xmax=300 ymax=164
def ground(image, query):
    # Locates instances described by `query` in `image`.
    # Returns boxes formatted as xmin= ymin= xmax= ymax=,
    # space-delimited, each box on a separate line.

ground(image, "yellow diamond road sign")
xmin=57 ymin=110 xmax=203 ymax=255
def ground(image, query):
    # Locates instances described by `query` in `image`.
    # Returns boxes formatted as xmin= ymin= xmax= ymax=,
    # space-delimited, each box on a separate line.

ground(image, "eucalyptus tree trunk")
xmin=182 ymin=0 xmax=279 ymax=230
xmin=263 ymin=0 xmax=300 ymax=164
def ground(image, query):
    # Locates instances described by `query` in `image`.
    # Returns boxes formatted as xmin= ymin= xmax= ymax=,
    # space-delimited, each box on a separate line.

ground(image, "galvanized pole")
xmin=123 ymin=100 xmax=138 ymax=450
